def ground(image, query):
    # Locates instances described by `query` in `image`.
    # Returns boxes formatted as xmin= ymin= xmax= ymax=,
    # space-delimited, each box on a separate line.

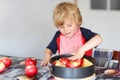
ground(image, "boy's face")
xmin=58 ymin=20 xmax=79 ymax=38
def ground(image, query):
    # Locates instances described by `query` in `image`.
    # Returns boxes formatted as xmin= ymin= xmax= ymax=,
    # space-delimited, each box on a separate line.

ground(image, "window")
xmin=91 ymin=0 xmax=107 ymax=10
xmin=91 ymin=0 xmax=120 ymax=10
xmin=111 ymin=0 xmax=120 ymax=10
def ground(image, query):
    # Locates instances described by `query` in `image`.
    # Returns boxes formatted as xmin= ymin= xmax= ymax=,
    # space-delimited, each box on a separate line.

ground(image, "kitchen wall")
xmin=78 ymin=0 xmax=120 ymax=50
xmin=0 ymin=0 xmax=120 ymax=59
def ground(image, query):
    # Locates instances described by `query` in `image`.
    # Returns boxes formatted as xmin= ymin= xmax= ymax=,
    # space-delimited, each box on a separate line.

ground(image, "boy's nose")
xmin=64 ymin=27 xmax=69 ymax=34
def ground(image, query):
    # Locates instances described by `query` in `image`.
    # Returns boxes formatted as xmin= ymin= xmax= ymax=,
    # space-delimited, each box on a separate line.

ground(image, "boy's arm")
xmin=79 ymin=34 xmax=102 ymax=53
xmin=69 ymin=34 xmax=103 ymax=60
xmin=41 ymin=48 xmax=52 ymax=66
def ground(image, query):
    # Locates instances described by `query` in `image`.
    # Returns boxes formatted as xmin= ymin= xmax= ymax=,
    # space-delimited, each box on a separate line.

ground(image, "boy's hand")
xmin=40 ymin=59 xmax=50 ymax=66
xmin=69 ymin=50 xmax=84 ymax=60
xmin=41 ymin=49 xmax=52 ymax=66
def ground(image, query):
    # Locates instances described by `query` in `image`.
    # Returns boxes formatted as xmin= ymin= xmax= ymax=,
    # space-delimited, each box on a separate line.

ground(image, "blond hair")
xmin=53 ymin=2 xmax=82 ymax=27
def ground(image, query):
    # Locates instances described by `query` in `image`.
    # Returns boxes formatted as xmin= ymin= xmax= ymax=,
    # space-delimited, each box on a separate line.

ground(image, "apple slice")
xmin=59 ymin=58 xmax=69 ymax=65
xmin=82 ymin=58 xmax=93 ymax=67
xmin=0 ymin=57 xmax=12 ymax=68
xmin=0 ymin=62 xmax=6 ymax=73
xmin=66 ymin=59 xmax=83 ymax=68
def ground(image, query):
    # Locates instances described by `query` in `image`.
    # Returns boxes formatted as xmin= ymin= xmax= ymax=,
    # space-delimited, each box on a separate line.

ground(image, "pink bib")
xmin=59 ymin=29 xmax=83 ymax=54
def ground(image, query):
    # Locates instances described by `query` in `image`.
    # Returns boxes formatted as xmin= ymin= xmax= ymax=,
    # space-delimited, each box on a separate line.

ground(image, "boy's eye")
xmin=68 ymin=25 xmax=72 ymax=27
xmin=66 ymin=24 xmax=72 ymax=27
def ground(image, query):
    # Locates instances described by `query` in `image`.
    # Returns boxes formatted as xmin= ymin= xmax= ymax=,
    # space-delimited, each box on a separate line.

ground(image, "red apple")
xmin=0 ymin=62 xmax=6 ymax=73
xmin=25 ymin=57 xmax=37 ymax=66
xmin=25 ymin=65 xmax=38 ymax=77
xmin=0 ymin=57 xmax=12 ymax=68
xmin=66 ymin=59 xmax=83 ymax=68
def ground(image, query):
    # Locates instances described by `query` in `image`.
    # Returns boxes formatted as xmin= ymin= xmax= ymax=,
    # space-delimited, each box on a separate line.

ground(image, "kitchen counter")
xmin=0 ymin=55 xmax=120 ymax=80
